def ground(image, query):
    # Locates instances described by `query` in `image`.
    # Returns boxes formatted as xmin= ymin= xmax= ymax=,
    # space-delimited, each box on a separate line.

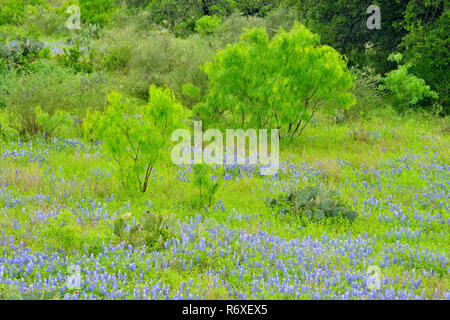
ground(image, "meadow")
xmin=0 ymin=0 xmax=449 ymax=300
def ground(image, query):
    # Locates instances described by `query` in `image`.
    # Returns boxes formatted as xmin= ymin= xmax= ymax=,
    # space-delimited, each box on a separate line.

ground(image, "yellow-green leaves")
xmin=84 ymin=86 xmax=190 ymax=193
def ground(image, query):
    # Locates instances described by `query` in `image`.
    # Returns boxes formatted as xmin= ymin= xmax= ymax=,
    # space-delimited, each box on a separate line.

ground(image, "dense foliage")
xmin=380 ymin=53 xmax=438 ymax=112
xmin=109 ymin=211 xmax=178 ymax=250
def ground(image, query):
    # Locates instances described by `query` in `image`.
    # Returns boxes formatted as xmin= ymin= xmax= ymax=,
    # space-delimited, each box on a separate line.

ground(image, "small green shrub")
xmin=266 ymin=183 xmax=358 ymax=222
xmin=338 ymin=70 xmax=385 ymax=122
xmin=0 ymin=34 xmax=46 ymax=72
xmin=192 ymin=163 xmax=222 ymax=207
xmin=55 ymin=37 xmax=94 ymax=73
xmin=39 ymin=209 xmax=111 ymax=254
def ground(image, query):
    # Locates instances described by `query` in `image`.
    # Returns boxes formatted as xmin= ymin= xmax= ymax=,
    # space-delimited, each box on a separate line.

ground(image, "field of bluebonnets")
xmin=0 ymin=1 xmax=449 ymax=300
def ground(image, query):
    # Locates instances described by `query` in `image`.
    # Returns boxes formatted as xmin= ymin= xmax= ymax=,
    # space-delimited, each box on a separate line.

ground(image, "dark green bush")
xmin=0 ymin=33 xmax=47 ymax=72
xmin=266 ymin=183 xmax=358 ymax=222
xmin=234 ymin=0 xmax=277 ymax=16
xmin=285 ymin=0 xmax=448 ymax=114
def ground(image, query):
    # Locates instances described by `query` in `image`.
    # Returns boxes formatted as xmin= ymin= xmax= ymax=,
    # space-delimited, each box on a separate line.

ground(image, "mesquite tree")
xmin=195 ymin=23 xmax=356 ymax=140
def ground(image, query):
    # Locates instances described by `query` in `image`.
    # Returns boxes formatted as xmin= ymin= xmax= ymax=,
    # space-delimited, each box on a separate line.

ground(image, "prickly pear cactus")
xmin=266 ymin=183 xmax=357 ymax=222
xmin=141 ymin=211 xmax=177 ymax=248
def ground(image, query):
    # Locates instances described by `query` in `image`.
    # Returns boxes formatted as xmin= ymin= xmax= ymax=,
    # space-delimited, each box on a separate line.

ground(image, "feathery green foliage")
xmin=193 ymin=163 xmax=222 ymax=207
xmin=380 ymin=53 xmax=438 ymax=112
xmin=196 ymin=23 xmax=356 ymax=139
